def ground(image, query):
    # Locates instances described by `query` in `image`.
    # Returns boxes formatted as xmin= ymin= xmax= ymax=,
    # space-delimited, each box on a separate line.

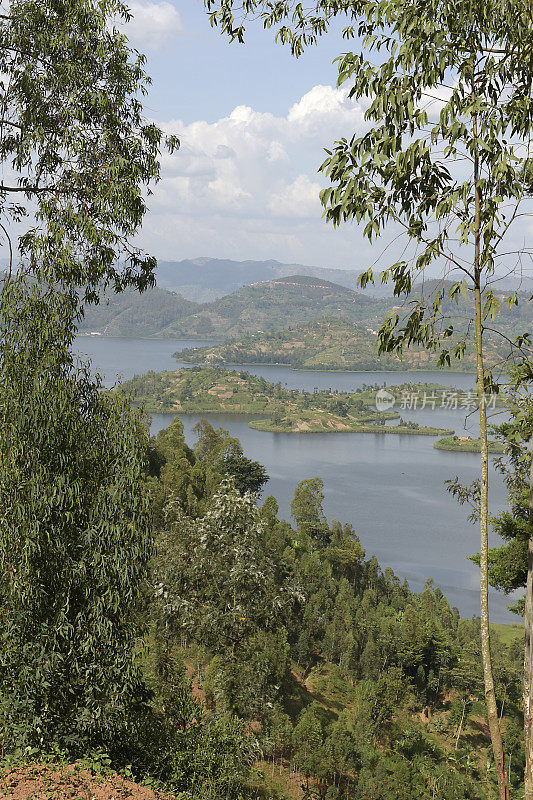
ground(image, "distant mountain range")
xmin=154 ymin=257 xmax=371 ymax=302
xmin=154 ymin=257 xmax=533 ymax=302
xmin=77 ymin=271 xmax=531 ymax=342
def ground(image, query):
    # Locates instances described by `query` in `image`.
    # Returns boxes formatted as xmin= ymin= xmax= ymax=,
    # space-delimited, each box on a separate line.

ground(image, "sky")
xmin=125 ymin=0 xmax=386 ymax=270
xmin=124 ymin=1 xmax=533 ymax=282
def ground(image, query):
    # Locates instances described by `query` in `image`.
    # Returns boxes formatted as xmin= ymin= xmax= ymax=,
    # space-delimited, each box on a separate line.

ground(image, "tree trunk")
xmin=455 ymin=700 xmax=467 ymax=750
xmin=524 ymin=438 xmax=533 ymax=800
xmin=473 ymin=162 xmax=508 ymax=798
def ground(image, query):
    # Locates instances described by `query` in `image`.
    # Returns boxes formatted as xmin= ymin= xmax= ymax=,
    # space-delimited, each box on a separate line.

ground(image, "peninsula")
xmin=124 ymin=367 xmax=455 ymax=436
xmin=434 ymin=436 xmax=507 ymax=453
xmin=175 ymin=317 xmax=510 ymax=373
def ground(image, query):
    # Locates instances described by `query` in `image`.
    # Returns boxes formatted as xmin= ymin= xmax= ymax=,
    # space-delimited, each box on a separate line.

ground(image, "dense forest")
xmin=117 ymin=417 xmax=525 ymax=798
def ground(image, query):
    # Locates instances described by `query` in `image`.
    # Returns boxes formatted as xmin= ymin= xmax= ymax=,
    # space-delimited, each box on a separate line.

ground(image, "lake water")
xmin=75 ymin=336 xmax=515 ymax=622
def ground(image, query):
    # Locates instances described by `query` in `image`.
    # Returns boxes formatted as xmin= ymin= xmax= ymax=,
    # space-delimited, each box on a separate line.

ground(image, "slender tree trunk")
xmin=455 ymin=700 xmax=467 ymax=750
xmin=524 ymin=438 xmax=533 ymax=800
xmin=473 ymin=143 xmax=508 ymax=799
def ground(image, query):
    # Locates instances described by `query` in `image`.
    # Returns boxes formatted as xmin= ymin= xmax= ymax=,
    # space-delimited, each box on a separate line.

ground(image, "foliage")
xmin=0 ymin=278 xmax=151 ymax=754
xmin=461 ymin=396 xmax=533 ymax=605
xmin=125 ymin=639 xmax=257 ymax=799
xmin=0 ymin=0 xmax=176 ymax=297
xmin=202 ymin=4 xmax=533 ymax=795
xmin=145 ymin=416 xmax=524 ymax=796
xmin=151 ymin=480 xmax=293 ymax=717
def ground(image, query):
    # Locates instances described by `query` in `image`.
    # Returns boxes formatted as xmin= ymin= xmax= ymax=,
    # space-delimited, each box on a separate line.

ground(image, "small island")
xmin=123 ymin=366 xmax=454 ymax=437
xmin=433 ymin=436 xmax=507 ymax=453
xmin=249 ymin=416 xmax=454 ymax=435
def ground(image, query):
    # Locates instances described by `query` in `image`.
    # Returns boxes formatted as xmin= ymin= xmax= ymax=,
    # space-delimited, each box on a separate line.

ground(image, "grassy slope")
xmin=491 ymin=622 xmax=522 ymax=646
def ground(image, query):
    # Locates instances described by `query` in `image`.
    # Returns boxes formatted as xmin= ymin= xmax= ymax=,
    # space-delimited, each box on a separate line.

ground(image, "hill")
xmin=176 ymin=317 xmax=511 ymax=373
xmin=77 ymin=287 xmax=199 ymax=337
xmin=155 ymin=257 xmax=371 ymax=302
xmin=76 ymin=275 xmax=531 ymax=354
xmin=134 ymin=417 xmax=522 ymax=800
xmin=158 ymin=275 xmax=385 ymax=339
xmin=154 ymin=256 xmax=533 ymax=304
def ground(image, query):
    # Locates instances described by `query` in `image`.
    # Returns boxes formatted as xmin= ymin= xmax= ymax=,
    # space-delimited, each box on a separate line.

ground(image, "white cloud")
xmin=139 ymin=85 xmax=374 ymax=265
xmin=125 ymin=1 xmax=182 ymax=50
xmin=268 ymin=175 xmax=322 ymax=218
xmin=136 ymin=83 xmax=533 ymax=271
xmin=155 ymin=85 xmax=365 ymax=219
xmin=287 ymin=84 xmax=365 ymax=138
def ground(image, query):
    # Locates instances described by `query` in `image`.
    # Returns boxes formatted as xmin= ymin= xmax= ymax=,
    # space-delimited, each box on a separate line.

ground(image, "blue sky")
xmin=125 ymin=1 xmax=385 ymax=269
xmin=125 ymin=1 xmax=533 ymax=284
xmin=142 ymin=2 xmax=345 ymax=124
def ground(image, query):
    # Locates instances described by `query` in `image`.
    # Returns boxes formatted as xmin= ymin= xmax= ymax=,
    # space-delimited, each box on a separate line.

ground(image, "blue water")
xmin=74 ymin=336 xmax=517 ymax=622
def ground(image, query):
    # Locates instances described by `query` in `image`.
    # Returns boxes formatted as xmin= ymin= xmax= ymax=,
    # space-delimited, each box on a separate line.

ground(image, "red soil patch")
xmin=0 ymin=763 xmax=180 ymax=800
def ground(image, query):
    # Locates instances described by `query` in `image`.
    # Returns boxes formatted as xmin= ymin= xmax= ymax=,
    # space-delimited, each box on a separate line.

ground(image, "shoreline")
xmin=175 ymin=356 xmax=474 ymax=376
xmin=77 ymin=336 xmax=476 ymax=375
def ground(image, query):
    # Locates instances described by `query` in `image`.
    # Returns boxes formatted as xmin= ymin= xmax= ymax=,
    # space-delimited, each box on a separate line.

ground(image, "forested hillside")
xmin=2 ymin=0 xmax=532 ymax=798
xmin=74 ymin=276 xmax=382 ymax=339
xmin=158 ymin=276 xmax=385 ymax=339
xmin=130 ymin=417 xmax=523 ymax=799
xmin=177 ymin=318 xmax=511 ymax=372
xmin=77 ymin=287 xmax=199 ymax=337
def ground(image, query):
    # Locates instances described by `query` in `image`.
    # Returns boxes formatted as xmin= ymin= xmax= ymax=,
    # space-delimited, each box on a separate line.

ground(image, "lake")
xmin=75 ymin=336 xmax=515 ymax=622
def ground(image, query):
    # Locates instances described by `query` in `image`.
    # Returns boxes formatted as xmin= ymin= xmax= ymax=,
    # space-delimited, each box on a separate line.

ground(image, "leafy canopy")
xmin=0 ymin=0 xmax=177 ymax=297
xmin=0 ymin=278 xmax=152 ymax=753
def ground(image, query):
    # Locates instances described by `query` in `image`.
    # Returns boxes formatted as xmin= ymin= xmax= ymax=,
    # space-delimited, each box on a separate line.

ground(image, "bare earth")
xmin=0 ymin=763 xmax=179 ymax=800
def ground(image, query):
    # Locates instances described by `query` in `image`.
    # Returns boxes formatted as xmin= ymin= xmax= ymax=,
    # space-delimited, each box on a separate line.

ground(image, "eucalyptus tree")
xmin=453 ymin=391 xmax=533 ymax=789
xmin=0 ymin=0 xmax=176 ymax=295
xmin=0 ymin=279 xmax=152 ymax=751
xmin=153 ymin=480 xmax=293 ymax=717
xmin=203 ymin=2 xmax=533 ymax=798
xmin=0 ymin=0 xmax=176 ymax=755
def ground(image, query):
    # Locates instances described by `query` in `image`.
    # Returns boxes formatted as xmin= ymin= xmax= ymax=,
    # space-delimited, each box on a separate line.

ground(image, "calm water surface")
xmin=74 ymin=336 xmax=514 ymax=622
